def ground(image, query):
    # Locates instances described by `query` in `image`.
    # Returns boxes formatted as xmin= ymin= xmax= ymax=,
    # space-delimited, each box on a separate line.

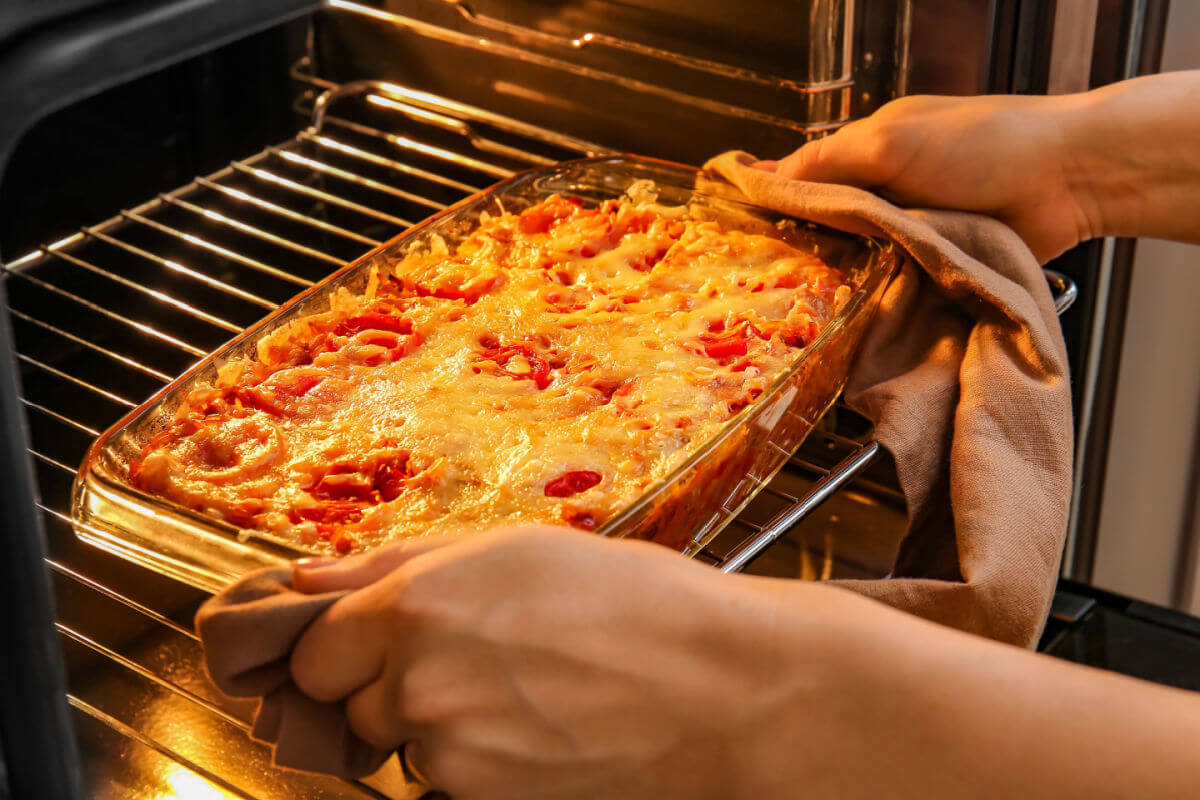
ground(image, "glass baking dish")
xmin=72 ymin=155 xmax=901 ymax=592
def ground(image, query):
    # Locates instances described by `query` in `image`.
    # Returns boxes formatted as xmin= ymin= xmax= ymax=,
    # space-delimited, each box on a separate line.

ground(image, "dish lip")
xmin=71 ymin=153 xmax=902 ymax=565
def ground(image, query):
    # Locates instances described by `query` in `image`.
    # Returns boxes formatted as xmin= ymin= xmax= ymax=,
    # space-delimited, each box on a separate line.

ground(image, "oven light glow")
xmin=328 ymin=0 xmax=392 ymax=22
xmin=158 ymin=765 xmax=237 ymax=800
xmin=46 ymin=233 xmax=82 ymax=251
xmin=365 ymin=94 xmax=447 ymax=127
xmin=6 ymin=249 xmax=41 ymax=268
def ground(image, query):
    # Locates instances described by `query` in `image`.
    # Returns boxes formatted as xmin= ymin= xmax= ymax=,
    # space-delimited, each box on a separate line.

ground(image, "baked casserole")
xmin=126 ymin=191 xmax=852 ymax=555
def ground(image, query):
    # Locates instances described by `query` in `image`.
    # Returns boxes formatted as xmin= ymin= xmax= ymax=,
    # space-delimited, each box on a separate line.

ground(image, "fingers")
xmin=345 ymin=662 xmax=419 ymax=750
xmin=402 ymin=740 xmax=432 ymax=786
xmin=290 ymin=575 xmax=403 ymax=701
xmin=773 ymin=127 xmax=892 ymax=188
xmin=293 ymin=535 xmax=460 ymax=594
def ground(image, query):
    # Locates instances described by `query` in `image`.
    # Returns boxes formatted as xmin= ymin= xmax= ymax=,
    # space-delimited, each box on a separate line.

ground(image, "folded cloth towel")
xmin=194 ymin=567 xmax=390 ymax=778
xmin=704 ymin=151 xmax=1074 ymax=648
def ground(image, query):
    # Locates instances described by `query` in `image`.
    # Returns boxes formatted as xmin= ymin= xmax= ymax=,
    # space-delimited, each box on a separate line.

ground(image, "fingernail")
xmin=294 ymin=556 xmax=338 ymax=570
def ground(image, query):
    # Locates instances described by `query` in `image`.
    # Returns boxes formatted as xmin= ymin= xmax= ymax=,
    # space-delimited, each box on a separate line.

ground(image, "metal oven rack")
xmin=3 ymin=68 xmax=1076 ymax=800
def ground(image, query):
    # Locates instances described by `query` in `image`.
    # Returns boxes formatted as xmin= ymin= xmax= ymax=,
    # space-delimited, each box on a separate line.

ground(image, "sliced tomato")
xmin=195 ymin=386 xmax=288 ymax=418
xmin=311 ymin=472 xmax=376 ymax=502
xmin=517 ymin=195 xmax=584 ymax=234
xmin=387 ymin=331 xmax=425 ymax=362
xmin=233 ymin=387 xmax=289 ymax=416
xmin=544 ymin=470 xmax=602 ymax=498
xmin=587 ymin=378 xmax=626 ymax=405
xmin=702 ymin=336 xmax=749 ymax=359
xmin=414 ymin=281 xmax=493 ymax=303
xmin=225 ymin=499 xmax=264 ymax=528
xmin=561 ymin=506 xmax=598 ymax=530
xmin=335 ymin=313 xmax=414 ymax=337
xmin=728 ymin=388 xmax=764 ymax=414
xmin=273 ymin=373 xmax=324 ymax=398
xmin=472 ymin=344 xmax=553 ymax=390
xmin=373 ymin=453 xmax=413 ymax=502
xmin=782 ymin=319 xmax=822 ymax=348
xmin=296 ymin=501 xmax=366 ymax=525
xmin=699 ymin=320 xmax=766 ymax=360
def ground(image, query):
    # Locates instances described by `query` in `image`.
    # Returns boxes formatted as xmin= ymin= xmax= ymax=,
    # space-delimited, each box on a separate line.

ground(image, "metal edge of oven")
xmin=0 ymin=3 xmax=319 ymax=797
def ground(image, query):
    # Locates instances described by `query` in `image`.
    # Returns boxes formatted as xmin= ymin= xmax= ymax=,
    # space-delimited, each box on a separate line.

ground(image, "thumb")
xmin=774 ymin=126 xmax=886 ymax=188
xmin=292 ymin=535 xmax=461 ymax=594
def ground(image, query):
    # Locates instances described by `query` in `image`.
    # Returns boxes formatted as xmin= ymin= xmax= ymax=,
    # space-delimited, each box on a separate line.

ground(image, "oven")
xmin=0 ymin=1 xmax=1180 ymax=797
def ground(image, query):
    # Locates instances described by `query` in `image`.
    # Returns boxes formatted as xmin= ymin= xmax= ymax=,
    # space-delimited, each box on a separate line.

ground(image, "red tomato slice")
xmin=699 ymin=320 xmax=766 ymax=360
xmin=561 ymin=507 xmax=598 ymax=530
xmin=373 ymin=453 xmax=413 ymax=502
xmin=310 ymin=472 xmax=376 ymax=502
xmin=702 ymin=337 xmax=749 ymax=359
xmin=473 ymin=344 xmax=553 ymax=390
xmin=544 ymin=470 xmax=602 ymax=498
xmin=335 ymin=313 xmax=414 ymax=336
xmin=517 ymin=195 xmax=584 ymax=234
xmin=274 ymin=373 xmax=324 ymax=398
xmin=295 ymin=501 xmax=366 ymax=525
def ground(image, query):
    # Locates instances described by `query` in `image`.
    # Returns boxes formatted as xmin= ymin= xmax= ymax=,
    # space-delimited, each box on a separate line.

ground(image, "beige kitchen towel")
xmin=194 ymin=567 xmax=391 ymax=778
xmin=705 ymin=150 xmax=1073 ymax=648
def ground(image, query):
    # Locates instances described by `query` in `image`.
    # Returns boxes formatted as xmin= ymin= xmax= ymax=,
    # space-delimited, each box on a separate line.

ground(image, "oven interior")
xmin=0 ymin=2 xmax=1165 ymax=798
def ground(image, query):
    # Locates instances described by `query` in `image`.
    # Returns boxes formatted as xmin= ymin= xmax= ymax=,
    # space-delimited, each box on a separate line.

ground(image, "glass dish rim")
xmin=72 ymin=153 xmax=901 ymax=565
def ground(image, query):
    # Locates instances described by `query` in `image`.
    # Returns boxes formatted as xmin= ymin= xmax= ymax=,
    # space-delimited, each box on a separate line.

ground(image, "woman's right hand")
xmin=756 ymin=71 xmax=1200 ymax=263
xmin=756 ymin=93 xmax=1094 ymax=263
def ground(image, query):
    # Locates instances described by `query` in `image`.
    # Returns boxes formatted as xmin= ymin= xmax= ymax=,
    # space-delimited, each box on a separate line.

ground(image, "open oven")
xmin=0 ymin=1 xmax=1185 ymax=798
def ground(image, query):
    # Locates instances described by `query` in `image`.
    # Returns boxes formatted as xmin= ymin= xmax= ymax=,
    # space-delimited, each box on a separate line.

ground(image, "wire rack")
xmin=4 ymin=61 xmax=1076 ymax=800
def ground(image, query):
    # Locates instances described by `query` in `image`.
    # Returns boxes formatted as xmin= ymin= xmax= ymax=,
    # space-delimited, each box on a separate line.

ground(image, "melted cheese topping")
xmin=131 ymin=195 xmax=851 ymax=555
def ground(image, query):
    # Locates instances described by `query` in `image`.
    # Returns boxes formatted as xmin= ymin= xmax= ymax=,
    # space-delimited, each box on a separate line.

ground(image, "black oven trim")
xmin=0 ymin=2 xmax=317 ymax=797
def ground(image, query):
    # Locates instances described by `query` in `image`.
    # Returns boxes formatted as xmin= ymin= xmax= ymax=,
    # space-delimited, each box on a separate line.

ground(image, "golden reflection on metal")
xmin=794 ymin=535 xmax=836 ymax=581
xmin=82 ymin=225 xmax=276 ymax=311
xmin=43 ymin=247 xmax=243 ymax=333
xmin=17 ymin=353 xmax=136 ymax=407
xmin=429 ymin=0 xmax=855 ymax=93
xmin=232 ymin=161 xmax=413 ymax=228
xmin=9 ymin=307 xmax=173 ymax=381
xmin=28 ymin=447 xmax=78 ymax=475
xmin=7 ymin=269 xmax=206 ymax=356
xmin=364 ymin=92 xmax=467 ymax=133
xmin=46 ymin=232 xmax=79 ymax=249
xmin=162 ymin=194 xmax=344 ymax=266
xmin=362 ymin=94 xmax=556 ymax=166
xmin=5 ymin=248 xmax=43 ymax=268
xmin=325 ymin=0 xmax=831 ymax=133
xmin=194 ymin=177 xmax=381 ymax=247
xmin=19 ymin=397 xmax=102 ymax=436
xmin=799 ymin=539 xmax=816 ymax=581
xmin=328 ymin=0 xmax=854 ymax=97
xmin=276 ymin=147 xmax=478 ymax=204
xmin=121 ymin=210 xmax=312 ymax=288
xmin=303 ymin=129 xmax=477 ymax=194
xmin=158 ymin=765 xmax=239 ymax=800
xmin=298 ymin=69 xmax=605 ymax=155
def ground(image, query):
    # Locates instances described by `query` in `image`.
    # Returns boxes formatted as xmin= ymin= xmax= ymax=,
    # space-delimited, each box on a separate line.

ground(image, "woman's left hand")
xmin=288 ymin=527 xmax=792 ymax=800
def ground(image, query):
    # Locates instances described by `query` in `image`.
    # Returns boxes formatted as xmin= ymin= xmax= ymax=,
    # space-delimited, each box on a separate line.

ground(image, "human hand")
xmin=287 ymin=527 xmax=787 ymax=800
xmin=756 ymin=93 xmax=1095 ymax=263
xmin=286 ymin=524 xmax=1200 ymax=800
